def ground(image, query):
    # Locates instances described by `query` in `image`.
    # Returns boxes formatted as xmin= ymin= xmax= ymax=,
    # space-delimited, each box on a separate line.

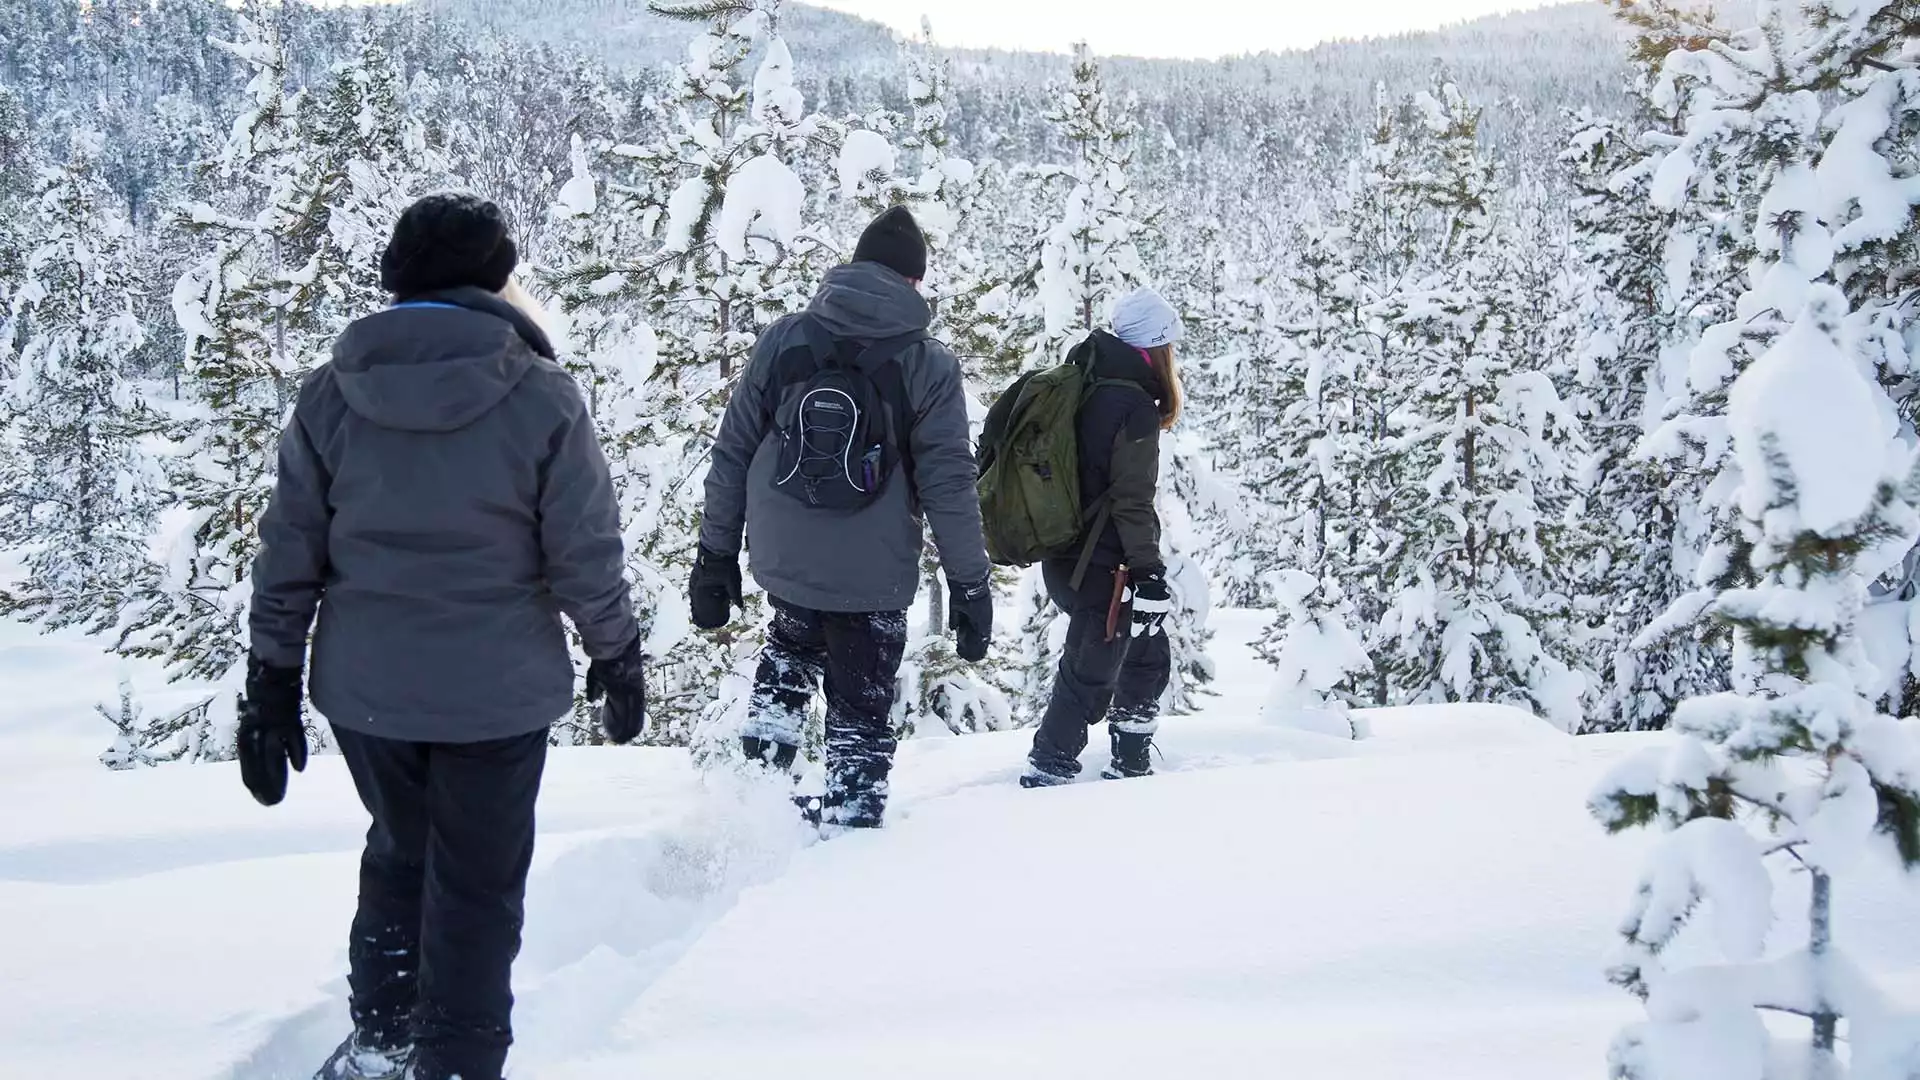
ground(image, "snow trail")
xmin=3 ymin=610 xmax=1918 ymax=1080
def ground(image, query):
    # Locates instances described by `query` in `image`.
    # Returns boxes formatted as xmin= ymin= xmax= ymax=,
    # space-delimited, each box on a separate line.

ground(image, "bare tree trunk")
xmin=924 ymin=552 xmax=944 ymax=637
xmin=1810 ymin=868 xmax=1838 ymax=1080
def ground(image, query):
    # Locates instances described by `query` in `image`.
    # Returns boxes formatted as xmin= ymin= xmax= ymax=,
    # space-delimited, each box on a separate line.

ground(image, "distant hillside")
xmin=417 ymin=0 xmax=1633 ymax=174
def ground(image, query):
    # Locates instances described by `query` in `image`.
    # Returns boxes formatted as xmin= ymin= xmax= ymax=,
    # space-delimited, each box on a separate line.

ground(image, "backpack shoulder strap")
xmin=979 ymin=368 xmax=1041 ymax=469
xmin=773 ymin=313 xmax=841 ymax=387
xmin=849 ymin=329 xmax=931 ymax=374
xmin=856 ymin=330 xmax=933 ymax=498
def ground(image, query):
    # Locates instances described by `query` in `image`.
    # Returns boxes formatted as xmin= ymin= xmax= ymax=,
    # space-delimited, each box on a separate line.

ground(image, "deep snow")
xmin=3 ymin=609 xmax=1918 ymax=1079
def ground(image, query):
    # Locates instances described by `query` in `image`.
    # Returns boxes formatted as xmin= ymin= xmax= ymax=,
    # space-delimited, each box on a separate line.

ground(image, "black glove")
xmin=689 ymin=545 xmax=743 ymax=631
xmin=1129 ymin=568 xmax=1172 ymax=638
xmin=948 ymin=576 xmax=993 ymax=663
xmin=587 ymin=636 xmax=648 ymax=745
xmin=237 ymin=654 xmax=308 ymax=807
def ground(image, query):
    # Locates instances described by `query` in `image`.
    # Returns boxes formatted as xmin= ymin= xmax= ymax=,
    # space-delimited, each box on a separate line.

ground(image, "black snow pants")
xmin=332 ymin=724 xmax=547 ymax=1080
xmin=742 ymin=599 xmax=908 ymax=826
xmin=1028 ymin=559 xmax=1172 ymax=779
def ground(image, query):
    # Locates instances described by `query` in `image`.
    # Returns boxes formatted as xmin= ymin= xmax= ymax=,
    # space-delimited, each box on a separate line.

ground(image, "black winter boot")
xmin=1019 ymin=761 xmax=1077 ymax=789
xmin=1100 ymin=729 xmax=1156 ymax=780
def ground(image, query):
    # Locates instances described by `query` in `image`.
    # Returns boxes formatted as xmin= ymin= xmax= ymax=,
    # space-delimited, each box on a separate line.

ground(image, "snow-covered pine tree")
xmin=1257 ymin=569 xmax=1372 ymax=738
xmin=95 ymin=675 xmax=224 ymax=769
xmin=1565 ymin=0 xmax=1748 ymax=733
xmin=896 ymin=19 xmax=1013 ymax=382
xmin=0 ymin=133 xmax=158 ymax=634
xmin=1368 ymin=75 xmax=1592 ymax=729
xmin=1564 ymin=104 xmax=1725 ymax=732
xmin=0 ymin=82 xmax=30 ymax=345
xmin=543 ymin=135 xmax=665 ymax=746
xmin=116 ymin=13 xmax=411 ymax=707
xmin=1637 ymin=0 xmax=1920 ymax=719
xmin=1592 ymin=5 xmax=1920 ymax=1072
xmin=1238 ymin=210 xmax=1379 ymax=678
xmin=1020 ymin=42 xmax=1151 ymax=366
xmin=1622 ymin=0 xmax=1774 ymax=726
xmin=1808 ymin=0 xmax=1920 ymax=715
xmin=549 ymin=0 xmax=829 ymax=759
xmin=1190 ymin=275 xmax=1283 ymax=608
xmin=292 ymin=25 xmax=437 ymax=334
xmin=1267 ymin=217 xmax=1364 ymax=593
xmin=1007 ymin=566 xmax=1060 ymax=725
xmin=1591 ymin=283 xmax=1920 ymax=1080
xmin=1157 ymin=446 xmax=1219 ymax=714
xmin=1325 ymin=85 xmax=1430 ymax=705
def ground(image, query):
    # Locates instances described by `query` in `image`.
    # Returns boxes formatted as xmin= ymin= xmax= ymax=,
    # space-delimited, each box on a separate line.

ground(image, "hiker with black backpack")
xmin=977 ymin=287 xmax=1185 ymax=788
xmin=690 ymin=206 xmax=994 ymax=830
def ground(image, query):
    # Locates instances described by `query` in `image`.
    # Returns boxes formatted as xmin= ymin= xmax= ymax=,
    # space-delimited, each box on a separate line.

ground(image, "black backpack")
xmin=768 ymin=315 xmax=928 ymax=511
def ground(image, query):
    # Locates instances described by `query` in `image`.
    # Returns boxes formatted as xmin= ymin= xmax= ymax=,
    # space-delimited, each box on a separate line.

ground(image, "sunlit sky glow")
xmin=807 ymin=0 xmax=1563 ymax=59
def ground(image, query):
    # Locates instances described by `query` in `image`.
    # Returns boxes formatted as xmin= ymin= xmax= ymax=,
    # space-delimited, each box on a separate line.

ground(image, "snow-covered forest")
xmin=3 ymin=0 xmax=1913 ymax=748
xmin=4 ymin=0 xmax=1920 ymax=1075
xmin=0 ymin=0 xmax=1915 ymax=729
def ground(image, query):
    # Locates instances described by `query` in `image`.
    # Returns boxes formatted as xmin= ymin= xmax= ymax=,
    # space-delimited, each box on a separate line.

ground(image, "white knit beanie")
xmin=1110 ymin=287 xmax=1184 ymax=349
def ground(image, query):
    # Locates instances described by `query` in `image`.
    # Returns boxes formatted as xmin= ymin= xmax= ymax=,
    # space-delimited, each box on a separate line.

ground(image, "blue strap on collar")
xmin=390 ymin=301 xmax=466 ymax=311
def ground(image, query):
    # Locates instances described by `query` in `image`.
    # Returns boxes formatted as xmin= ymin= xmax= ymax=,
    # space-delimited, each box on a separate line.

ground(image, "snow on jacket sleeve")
xmin=699 ymin=326 xmax=780 ymax=557
xmin=1106 ymin=400 xmax=1165 ymax=576
xmin=249 ymin=379 xmax=334 ymax=671
xmin=909 ymin=340 xmax=992 ymax=586
xmin=536 ymin=372 xmax=639 ymax=661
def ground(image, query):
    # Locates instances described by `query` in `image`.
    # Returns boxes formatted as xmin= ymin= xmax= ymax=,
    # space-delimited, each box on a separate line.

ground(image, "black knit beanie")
xmin=379 ymin=193 xmax=519 ymax=299
xmin=853 ymin=206 xmax=928 ymax=281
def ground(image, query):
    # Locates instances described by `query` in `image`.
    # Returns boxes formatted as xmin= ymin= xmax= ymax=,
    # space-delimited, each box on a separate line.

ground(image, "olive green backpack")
xmin=976 ymin=353 xmax=1134 ymax=584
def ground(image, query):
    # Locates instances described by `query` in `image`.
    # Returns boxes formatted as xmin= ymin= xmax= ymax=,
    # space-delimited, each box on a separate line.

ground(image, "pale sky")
xmin=808 ymin=0 xmax=1560 ymax=59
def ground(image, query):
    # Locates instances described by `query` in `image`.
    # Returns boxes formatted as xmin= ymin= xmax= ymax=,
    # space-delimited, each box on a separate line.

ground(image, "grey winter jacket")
xmin=699 ymin=261 xmax=992 ymax=612
xmin=249 ymin=288 xmax=640 ymax=743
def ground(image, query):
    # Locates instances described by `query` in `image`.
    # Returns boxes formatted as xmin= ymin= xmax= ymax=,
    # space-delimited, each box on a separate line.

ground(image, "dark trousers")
xmin=332 ymin=725 xmax=547 ymax=1080
xmin=1029 ymin=559 xmax=1172 ymax=778
xmin=744 ymin=599 xmax=908 ymax=824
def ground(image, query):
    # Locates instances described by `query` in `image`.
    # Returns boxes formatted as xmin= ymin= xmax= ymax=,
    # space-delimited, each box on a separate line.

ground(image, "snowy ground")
xmin=4 ymin=610 xmax=1919 ymax=1079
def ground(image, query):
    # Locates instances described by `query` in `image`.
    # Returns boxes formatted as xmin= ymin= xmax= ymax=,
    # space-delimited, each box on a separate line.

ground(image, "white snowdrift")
xmin=2 ymin=611 xmax=1917 ymax=1079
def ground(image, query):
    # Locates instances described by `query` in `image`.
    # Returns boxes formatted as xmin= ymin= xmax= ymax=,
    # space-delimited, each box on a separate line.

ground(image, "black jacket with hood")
xmin=248 ymin=287 xmax=639 ymax=743
xmin=1067 ymin=330 xmax=1167 ymax=577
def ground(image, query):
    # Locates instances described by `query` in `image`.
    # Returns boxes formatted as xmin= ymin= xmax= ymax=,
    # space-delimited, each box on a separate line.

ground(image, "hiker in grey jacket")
xmin=692 ymin=206 xmax=993 ymax=829
xmin=239 ymin=194 xmax=646 ymax=1080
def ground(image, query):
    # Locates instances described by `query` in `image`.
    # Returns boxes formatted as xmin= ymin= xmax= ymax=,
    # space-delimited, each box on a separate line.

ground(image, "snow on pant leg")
xmin=1028 ymin=563 xmax=1129 ymax=779
xmin=410 ymin=729 xmax=548 ymax=1080
xmin=333 ymin=725 xmax=431 ymax=1051
xmin=743 ymin=600 xmax=828 ymax=749
xmin=1110 ymin=624 xmax=1171 ymax=737
xmin=820 ymin=610 xmax=908 ymax=826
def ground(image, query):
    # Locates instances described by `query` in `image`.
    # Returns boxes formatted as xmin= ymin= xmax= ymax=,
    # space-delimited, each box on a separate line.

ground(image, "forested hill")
xmin=1 ymin=0 xmax=1632 ymax=204
xmin=415 ymin=0 xmax=1634 ymax=172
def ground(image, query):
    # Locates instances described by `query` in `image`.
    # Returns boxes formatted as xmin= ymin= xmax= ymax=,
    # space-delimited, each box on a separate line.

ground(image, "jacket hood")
xmin=331 ymin=288 xmax=555 ymax=434
xmin=1080 ymin=329 xmax=1165 ymax=400
xmin=806 ymin=261 xmax=933 ymax=342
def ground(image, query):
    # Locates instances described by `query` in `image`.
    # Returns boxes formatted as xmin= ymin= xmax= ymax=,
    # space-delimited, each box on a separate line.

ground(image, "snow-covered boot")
xmin=1019 ymin=763 xmax=1075 ymax=789
xmin=316 ymin=1033 xmax=414 ymax=1080
xmin=742 ymin=735 xmax=799 ymax=774
xmin=793 ymin=791 xmax=829 ymax=827
xmin=1100 ymin=729 xmax=1155 ymax=780
xmin=823 ymin=781 xmax=887 ymax=830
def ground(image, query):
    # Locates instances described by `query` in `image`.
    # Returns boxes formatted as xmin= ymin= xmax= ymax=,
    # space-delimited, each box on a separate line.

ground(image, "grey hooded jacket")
xmin=700 ymin=261 xmax=991 ymax=612
xmin=248 ymin=288 xmax=640 ymax=743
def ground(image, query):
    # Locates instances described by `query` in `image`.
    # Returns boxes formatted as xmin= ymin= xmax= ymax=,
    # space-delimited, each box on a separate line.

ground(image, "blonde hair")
xmin=498 ymin=277 xmax=566 ymax=351
xmin=1145 ymin=343 xmax=1183 ymax=430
